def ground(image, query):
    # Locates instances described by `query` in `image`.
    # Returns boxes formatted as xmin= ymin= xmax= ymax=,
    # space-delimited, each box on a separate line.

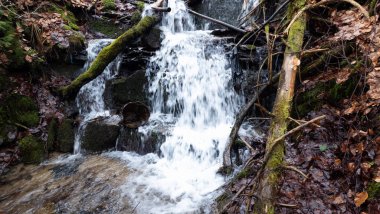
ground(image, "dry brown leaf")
xmin=354 ymin=192 xmax=368 ymax=207
xmin=348 ymin=162 xmax=355 ymax=172
xmin=332 ymin=195 xmax=345 ymax=204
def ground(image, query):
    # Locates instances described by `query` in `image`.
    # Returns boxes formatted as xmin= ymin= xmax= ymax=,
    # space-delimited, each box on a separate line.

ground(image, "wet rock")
xmin=82 ymin=117 xmax=120 ymax=152
xmin=18 ymin=135 xmax=45 ymax=164
xmin=118 ymin=47 xmax=155 ymax=76
xmin=105 ymin=70 xmax=149 ymax=108
xmin=0 ymin=155 xmax=133 ymax=213
xmin=142 ymin=27 xmax=162 ymax=50
xmin=122 ymin=102 xmax=150 ymax=128
xmin=57 ymin=119 xmax=76 ymax=153
xmin=116 ymin=127 xmax=165 ymax=155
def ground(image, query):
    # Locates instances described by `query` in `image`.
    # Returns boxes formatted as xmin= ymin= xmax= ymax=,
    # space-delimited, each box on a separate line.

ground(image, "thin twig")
xmin=277 ymin=203 xmax=298 ymax=208
xmin=271 ymin=115 xmax=326 ymax=145
xmin=282 ymin=165 xmax=308 ymax=179
xmin=239 ymin=137 xmax=255 ymax=153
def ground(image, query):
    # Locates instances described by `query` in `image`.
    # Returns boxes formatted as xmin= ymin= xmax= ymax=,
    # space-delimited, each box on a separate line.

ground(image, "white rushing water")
xmin=73 ymin=39 xmax=122 ymax=154
xmin=110 ymin=0 xmax=246 ymax=213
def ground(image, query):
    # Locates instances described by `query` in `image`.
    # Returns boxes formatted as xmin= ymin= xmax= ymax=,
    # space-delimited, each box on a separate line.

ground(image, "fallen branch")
xmin=253 ymin=0 xmax=307 ymax=212
xmin=59 ymin=15 xmax=158 ymax=99
xmin=284 ymin=0 xmax=370 ymax=34
xmin=223 ymin=72 xmax=280 ymax=168
xmin=187 ymin=9 xmax=247 ymax=33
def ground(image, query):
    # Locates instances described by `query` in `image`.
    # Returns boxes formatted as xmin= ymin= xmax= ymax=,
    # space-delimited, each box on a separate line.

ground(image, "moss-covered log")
xmin=59 ymin=15 xmax=158 ymax=99
xmin=253 ymin=0 xmax=307 ymax=213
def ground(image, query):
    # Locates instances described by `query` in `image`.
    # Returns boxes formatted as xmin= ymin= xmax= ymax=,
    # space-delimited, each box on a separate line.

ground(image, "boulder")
xmin=142 ymin=27 xmax=162 ymax=50
xmin=116 ymin=127 xmax=165 ymax=155
xmin=81 ymin=117 xmax=120 ymax=152
xmin=105 ymin=70 xmax=149 ymax=108
xmin=18 ymin=135 xmax=45 ymax=164
xmin=121 ymin=102 xmax=150 ymax=128
xmin=57 ymin=119 xmax=75 ymax=153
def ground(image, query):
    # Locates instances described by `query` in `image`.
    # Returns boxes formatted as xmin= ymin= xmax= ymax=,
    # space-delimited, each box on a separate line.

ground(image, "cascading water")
xmin=73 ymin=39 xmax=122 ymax=154
xmin=111 ymin=0 xmax=247 ymax=212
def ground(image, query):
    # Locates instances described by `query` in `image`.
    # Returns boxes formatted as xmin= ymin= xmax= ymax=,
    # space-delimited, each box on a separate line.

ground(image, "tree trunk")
xmin=253 ymin=0 xmax=307 ymax=213
xmin=59 ymin=15 xmax=158 ymax=99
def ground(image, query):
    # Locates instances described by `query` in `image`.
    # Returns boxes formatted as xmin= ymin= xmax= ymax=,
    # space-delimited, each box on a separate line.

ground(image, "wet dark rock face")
xmin=81 ymin=117 xmax=120 ymax=153
xmin=57 ymin=119 xmax=76 ymax=153
xmin=116 ymin=127 xmax=165 ymax=155
xmin=105 ymin=70 xmax=149 ymax=109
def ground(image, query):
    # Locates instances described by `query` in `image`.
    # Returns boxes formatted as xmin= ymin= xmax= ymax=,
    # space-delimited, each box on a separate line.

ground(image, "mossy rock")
xmin=367 ymin=182 xmax=380 ymax=199
xmin=49 ymin=4 xmax=79 ymax=30
xmin=88 ymin=18 xmax=124 ymax=38
xmin=0 ymin=19 xmax=25 ymax=68
xmin=57 ymin=119 xmax=75 ymax=153
xmin=19 ymin=135 xmax=45 ymax=164
xmin=102 ymin=0 xmax=116 ymax=11
xmin=68 ymin=31 xmax=85 ymax=50
xmin=46 ymin=118 xmax=59 ymax=151
xmin=2 ymin=94 xmax=39 ymax=128
xmin=135 ymin=1 xmax=145 ymax=11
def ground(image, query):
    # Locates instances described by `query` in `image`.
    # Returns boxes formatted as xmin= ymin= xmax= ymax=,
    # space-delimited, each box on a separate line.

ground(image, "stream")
xmin=0 ymin=0 xmax=258 ymax=213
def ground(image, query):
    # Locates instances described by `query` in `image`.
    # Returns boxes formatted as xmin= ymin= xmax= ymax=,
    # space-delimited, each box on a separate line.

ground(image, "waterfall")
xmin=112 ymin=0 xmax=245 ymax=212
xmin=73 ymin=39 xmax=122 ymax=154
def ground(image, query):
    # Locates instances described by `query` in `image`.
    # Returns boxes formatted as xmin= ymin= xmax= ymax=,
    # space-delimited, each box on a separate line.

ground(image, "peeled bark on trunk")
xmin=253 ymin=0 xmax=307 ymax=213
xmin=59 ymin=15 xmax=158 ymax=99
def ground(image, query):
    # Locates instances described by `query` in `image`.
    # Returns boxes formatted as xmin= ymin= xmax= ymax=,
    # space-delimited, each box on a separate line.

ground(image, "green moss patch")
xmin=0 ymin=19 xmax=26 ymax=68
xmin=102 ymin=0 xmax=116 ymax=11
xmin=88 ymin=19 xmax=124 ymax=38
xmin=19 ymin=135 xmax=45 ymax=164
xmin=367 ymin=182 xmax=380 ymax=199
xmin=2 ymin=94 xmax=39 ymax=128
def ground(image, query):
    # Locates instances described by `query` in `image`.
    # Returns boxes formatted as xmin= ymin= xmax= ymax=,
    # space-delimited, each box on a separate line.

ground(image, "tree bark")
xmin=59 ymin=15 xmax=158 ymax=99
xmin=253 ymin=0 xmax=307 ymax=213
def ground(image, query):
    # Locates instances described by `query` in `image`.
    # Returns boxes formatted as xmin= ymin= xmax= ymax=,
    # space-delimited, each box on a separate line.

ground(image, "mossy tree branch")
xmin=59 ymin=15 xmax=158 ymax=99
xmin=253 ymin=0 xmax=307 ymax=213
